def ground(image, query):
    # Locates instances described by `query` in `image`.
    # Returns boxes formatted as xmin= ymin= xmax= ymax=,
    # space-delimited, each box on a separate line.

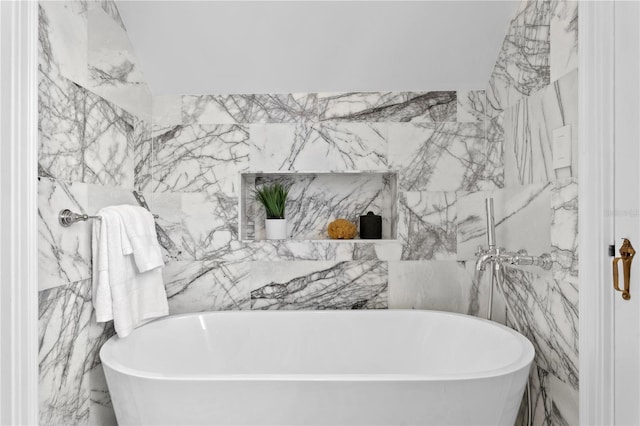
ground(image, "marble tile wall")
xmin=38 ymin=1 xmax=153 ymax=424
xmin=136 ymin=88 xmax=505 ymax=324
xmin=37 ymin=0 xmax=579 ymax=425
xmin=482 ymin=1 xmax=579 ymax=424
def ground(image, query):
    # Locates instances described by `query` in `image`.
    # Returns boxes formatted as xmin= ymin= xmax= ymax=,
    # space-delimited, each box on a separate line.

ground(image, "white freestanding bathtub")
xmin=100 ymin=310 xmax=534 ymax=426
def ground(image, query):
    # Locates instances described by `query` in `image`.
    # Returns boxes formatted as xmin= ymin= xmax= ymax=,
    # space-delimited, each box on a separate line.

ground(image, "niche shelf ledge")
xmin=239 ymin=171 xmax=399 ymax=242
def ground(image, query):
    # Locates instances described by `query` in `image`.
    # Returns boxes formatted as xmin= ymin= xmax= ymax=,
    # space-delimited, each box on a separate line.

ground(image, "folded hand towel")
xmin=92 ymin=206 xmax=168 ymax=337
xmin=92 ymin=209 xmax=113 ymax=323
xmin=115 ymin=204 xmax=164 ymax=273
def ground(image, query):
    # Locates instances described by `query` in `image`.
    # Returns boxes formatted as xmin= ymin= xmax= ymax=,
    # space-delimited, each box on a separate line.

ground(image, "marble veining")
xmin=551 ymin=178 xmax=578 ymax=279
xmin=39 ymin=69 xmax=135 ymax=188
xmin=480 ymin=6 xmax=580 ymax=420
xmin=146 ymin=191 xmax=239 ymax=262
xmin=521 ymin=361 xmax=577 ymax=426
xmin=84 ymin=318 xmax=117 ymax=426
xmin=550 ymin=0 xmax=579 ymax=82
xmin=456 ymin=90 xmax=487 ymax=123
xmin=502 ymin=266 xmax=577 ymax=389
xmin=398 ymin=192 xmax=457 ymax=261
xmin=38 ymin=2 xmax=89 ymax=87
xmin=38 ymin=178 xmax=91 ymax=291
xmin=87 ymin=6 xmax=153 ymax=119
xmin=524 ymin=367 xmax=557 ymax=426
xmin=388 ymin=122 xmax=502 ymax=192
xmin=250 ymin=261 xmax=388 ymax=310
xmin=228 ymin=241 xmax=331 ymax=262
xmin=504 ymin=69 xmax=578 ymax=186
xmin=317 ymin=92 xmax=457 ymax=122
xmin=37 ymin=176 xmax=173 ymax=290
xmin=150 ymin=124 xmax=250 ymax=196
xmin=183 ymin=94 xmax=318 ymax=124
xmin=250 ymin=122 xmax=388 ymax=172
xmin=164 ymin=261 xmax=252 ymax=313
xmin=487 ymin=0 xmax=551 ymax=112
xmin=39 ymin=279 xmax=93 ymax=426
xmin=133 ymin=119 xmax=152 ymax=191
xmin=142 ymin=186 xmax=397 ymax=263
xmin=93 ymin=0 xmax=128 ymax=30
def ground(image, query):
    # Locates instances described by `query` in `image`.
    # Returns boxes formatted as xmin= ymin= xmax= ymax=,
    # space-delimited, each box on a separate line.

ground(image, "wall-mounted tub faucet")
xmin=476 ymin=247 xmax=553 ymax=271
xmin=473 ymin=197 xmax=552 ymax=426
xmin=474 ymin=198 xmax=499 ymax=272
xmin=474 ymin=198 xmax=552 ymax=272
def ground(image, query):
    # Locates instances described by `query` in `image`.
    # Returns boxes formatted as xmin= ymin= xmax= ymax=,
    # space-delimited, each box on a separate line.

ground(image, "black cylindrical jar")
xmin=359 ymin=211 xmax=382 ymax=239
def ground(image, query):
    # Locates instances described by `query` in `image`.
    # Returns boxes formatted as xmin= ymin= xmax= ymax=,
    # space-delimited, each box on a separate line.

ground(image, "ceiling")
xmin=117 ymin=1 xmax=518 ymax=95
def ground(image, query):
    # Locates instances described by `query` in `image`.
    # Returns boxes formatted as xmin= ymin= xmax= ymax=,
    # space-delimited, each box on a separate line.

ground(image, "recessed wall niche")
xmin=240 ymin=171 xmax=399 ymax=241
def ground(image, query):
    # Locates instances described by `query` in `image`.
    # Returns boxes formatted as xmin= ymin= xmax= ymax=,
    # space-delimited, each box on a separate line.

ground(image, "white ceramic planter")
xmin=265 ymin=219 xmax=287 ymax=240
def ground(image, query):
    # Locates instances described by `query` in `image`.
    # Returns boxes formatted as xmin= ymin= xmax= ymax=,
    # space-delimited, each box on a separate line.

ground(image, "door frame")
xmin=579 ymin=1 xmax=616 ymax=424
xmin=0 ymin=0 xmax=39 ymax=424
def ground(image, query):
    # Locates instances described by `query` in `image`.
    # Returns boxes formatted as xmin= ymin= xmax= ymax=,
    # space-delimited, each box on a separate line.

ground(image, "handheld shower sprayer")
xmin=485 ymin=198 xmax=496 ymax=249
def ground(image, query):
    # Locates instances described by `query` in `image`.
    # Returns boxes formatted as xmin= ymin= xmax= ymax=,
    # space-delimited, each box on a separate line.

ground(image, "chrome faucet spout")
xmin=475 ymin=253 xmax=494 ymax=272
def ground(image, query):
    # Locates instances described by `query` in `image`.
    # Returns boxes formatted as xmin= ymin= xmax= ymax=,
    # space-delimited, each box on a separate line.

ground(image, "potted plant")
xmin=255 ymin=183 xmax=289 ymax=240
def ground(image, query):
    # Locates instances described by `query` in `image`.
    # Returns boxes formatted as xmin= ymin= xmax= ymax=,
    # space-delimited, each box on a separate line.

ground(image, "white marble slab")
xmin=90 ymin=0 xmax=127 ymax=30
xmin=133 ymin=119 xmax=152 ymax=192
xmin=551 ymin=178 xmax=578 ymax=279
xmin=87 ymin=361 xmax=117 ymax=426
xmin=160 ymin=192 xmax=240 ymax=261
xmin=501 ymin=266 xmax=578 ymax=390
xmin=151 ymin=124 xmax=250 ymax=196
xmin=86 ymin=182 xmax=138 ymax=214
xmin=39 ymin=1 xmax=89 ymax=86
xmin=183 ymin=93 xmax=318 ymax=124
xmin=456 ymin=90 xmax=486 ymax=123
xmin=250 ymin=261 xmax=388 ymax=310
xmin=457 ymin=183 xmax=552 ymax=260
xmin=83 ymin=315 xmax=117 ymax=426
xmin=397 ymin=191 xmax=457 ymax=260
xmin=522 ymin=364 xmax=577 ymax=425
xmin=388 ymin=122 xmax=502 ymax=192
xmin=527 ymin=366 xmax=551 ymax=425
xmin=486 ymin=0 xmax=551 ymax=111
xmin=38 ymin=178 xmax=91 ymax=291
xmin=152 ymin=96 xmax=183 ymax=126
xmin=87 ymin=7 xmax=153 ymax=120
xmin=388 ymin=261 xmax=467 ymax=313
xmin=317 ymin=92 xmax=456 ymax=122
xmin=550 ymin=1 xmax=579 ymax=82
xmin=249 ymin=122 xmax=388 ymax=171
xmin=504 ymin=69 xmax=578 ymax=186
xmin=39 ymin=69 xmax=135 ymax=188
xmin=39 ymin=279 xmax=93 ymax=426
xmin=546 ymin=368 xmax=579 ymax=425
xmin=492 ymin=182 xmax=553 ymax=255
xmin=164 ymin=261 xmax=252 ymax=314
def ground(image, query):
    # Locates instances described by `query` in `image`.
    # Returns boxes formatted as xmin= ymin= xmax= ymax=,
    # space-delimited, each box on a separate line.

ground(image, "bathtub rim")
xmin=99 ymin=309 xmax=535 ymax=382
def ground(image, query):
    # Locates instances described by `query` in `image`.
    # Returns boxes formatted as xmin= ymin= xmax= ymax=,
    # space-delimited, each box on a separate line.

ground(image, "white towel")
xmin=92 ymin=206 xmax=169 ymax=338
xmin=115 ymin=204 xmax=164 ymax=273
